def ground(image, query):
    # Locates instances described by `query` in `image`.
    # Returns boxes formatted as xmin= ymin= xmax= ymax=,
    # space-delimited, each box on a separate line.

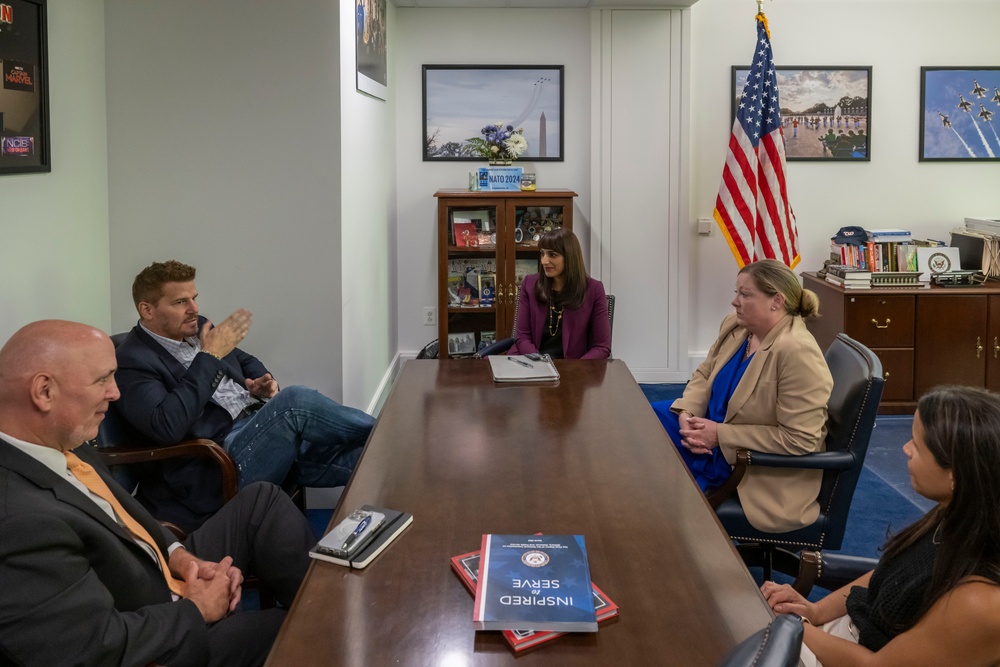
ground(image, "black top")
xmin=847 ymin=529 xmax=938 ymax=651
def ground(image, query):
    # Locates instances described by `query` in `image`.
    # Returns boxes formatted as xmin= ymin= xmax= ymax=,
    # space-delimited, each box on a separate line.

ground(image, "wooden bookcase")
xmin=434 ymin=189 xmax=577 ymax=359
xmin=803 ymin=272 xmax=1000 ymax=413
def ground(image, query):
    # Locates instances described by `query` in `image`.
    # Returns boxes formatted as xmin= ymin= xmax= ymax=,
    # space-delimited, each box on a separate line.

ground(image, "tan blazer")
xmin=673 ymin=313 xmax=833 ymax=532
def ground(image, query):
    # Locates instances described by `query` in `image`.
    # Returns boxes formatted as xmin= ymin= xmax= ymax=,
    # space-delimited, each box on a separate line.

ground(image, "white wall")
xmin=393 ymin=8 xmax=594 ymax=356
xmin=104 ymin=0 xmax=351 ymax=402
xmin=0 ymin=0 xmax=110 ymax=343
xmin=688 ymin=0 xmax=1000 ymax=354
xmin=340 ymin=0 xmax=399 ymax=410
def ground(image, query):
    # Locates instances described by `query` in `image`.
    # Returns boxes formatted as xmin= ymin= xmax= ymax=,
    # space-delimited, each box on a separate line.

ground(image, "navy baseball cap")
xmin=832 ymin=226 xmax=869 ymax=245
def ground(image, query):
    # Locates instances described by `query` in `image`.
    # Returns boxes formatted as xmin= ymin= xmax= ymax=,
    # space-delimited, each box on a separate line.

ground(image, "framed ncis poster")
xmin=0 ymin=0 xmax=50 ymax=175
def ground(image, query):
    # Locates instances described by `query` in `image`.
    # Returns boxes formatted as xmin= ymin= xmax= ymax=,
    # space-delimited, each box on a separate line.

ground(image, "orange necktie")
xmin=64 ymin=451 xmax=186 ymax=596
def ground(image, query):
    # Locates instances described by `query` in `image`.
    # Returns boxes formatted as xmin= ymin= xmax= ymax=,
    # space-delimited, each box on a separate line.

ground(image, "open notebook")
xmin=487 ymin=355 xmax=560 ymax=382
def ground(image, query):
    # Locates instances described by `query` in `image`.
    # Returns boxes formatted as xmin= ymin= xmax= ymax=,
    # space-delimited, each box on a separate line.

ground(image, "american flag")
xmin=713 ymin=14 xmax=799 ymax=269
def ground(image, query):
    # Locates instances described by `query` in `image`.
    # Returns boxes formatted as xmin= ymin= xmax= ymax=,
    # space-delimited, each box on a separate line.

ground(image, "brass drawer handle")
xmin=994 ymin=336 xmax=999 ymax=360
xmin=977 ymin=336 xmax=983 ymax=359
xmin=884 ymin=371 xmax=890 ymax=382
xmin=871 ymin=318 xmax=891 ymax=329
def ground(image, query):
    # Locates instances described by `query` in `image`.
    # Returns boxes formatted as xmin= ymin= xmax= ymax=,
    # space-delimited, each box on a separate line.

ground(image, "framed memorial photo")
xmin=0 ymin=0 xmax=51 ymax=175
xmin=423 ymin=65 xmax=564 ymax=161
xmin=731 ymin=65 xmax=871 ymax=162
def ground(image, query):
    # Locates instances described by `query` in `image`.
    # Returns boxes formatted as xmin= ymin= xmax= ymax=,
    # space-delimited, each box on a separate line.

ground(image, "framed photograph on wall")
xmin=731 ymin=66 xmax=871 ymax=162
xmin=0 ymin=0 xmax=51 ymax=175
xmin=355 ymin=0 xmax=387 ymax=100
xmin=920 ymin=67 xmax=1000 ymax=161
xmin=423 ymin=65 xmax=564 ymax=161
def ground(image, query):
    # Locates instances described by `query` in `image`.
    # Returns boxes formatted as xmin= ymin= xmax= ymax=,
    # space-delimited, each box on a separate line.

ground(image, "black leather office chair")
xmin=708 ymin=334 xmax=884 ymax=593
xmin=717 ymin=614 xmax=803 ymax=667
xmin=475 ymin=289 xmax=616 ymax=357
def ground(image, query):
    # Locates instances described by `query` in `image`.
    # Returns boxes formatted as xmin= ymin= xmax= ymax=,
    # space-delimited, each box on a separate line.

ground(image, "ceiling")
xmin=391 ymin=0 xmax=699 ymax=8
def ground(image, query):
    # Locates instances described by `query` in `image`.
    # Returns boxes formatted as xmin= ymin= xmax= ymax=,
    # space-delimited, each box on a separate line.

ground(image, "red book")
xmin=452 ymin=222 xmax=478 ymax=247
xmin=450 ymin=548 xmax=619 ymax=652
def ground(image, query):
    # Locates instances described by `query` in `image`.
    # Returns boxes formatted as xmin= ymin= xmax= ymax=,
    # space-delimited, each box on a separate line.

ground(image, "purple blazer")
xmin=509 ymin=274 xmax=611 ymax=359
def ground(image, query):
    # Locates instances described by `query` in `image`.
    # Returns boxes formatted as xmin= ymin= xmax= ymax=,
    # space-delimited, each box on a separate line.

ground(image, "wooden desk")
xmin=267 ymin=360 xmax=772 ymax=666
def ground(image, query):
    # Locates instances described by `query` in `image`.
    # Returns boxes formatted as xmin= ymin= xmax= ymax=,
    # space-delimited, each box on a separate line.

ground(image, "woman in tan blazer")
xmin=651 ymin=259 xmax=833 ymax=532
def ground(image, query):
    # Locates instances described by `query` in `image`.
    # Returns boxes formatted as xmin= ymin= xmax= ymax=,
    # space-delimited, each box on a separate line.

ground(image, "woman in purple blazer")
xmin=508 ymin=227 xmax=611 ymax=360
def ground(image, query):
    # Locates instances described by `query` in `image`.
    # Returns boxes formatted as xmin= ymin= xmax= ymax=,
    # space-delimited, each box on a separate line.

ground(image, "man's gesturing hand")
xmin=200 ymin=309 xmax=253 ymax=359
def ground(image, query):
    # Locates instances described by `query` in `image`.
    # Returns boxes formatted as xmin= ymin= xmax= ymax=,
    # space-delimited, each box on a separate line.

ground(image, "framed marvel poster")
xmin=0 ymin=0 xmax=50 ymax=175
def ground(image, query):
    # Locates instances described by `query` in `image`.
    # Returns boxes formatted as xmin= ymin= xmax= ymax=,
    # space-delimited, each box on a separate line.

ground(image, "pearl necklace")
xmin=548 ymin=302 xmax=565 ymax=336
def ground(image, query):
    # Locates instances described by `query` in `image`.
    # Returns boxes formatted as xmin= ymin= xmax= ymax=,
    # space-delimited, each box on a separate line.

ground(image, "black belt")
xmin=237 ymin=401 xmax=264 ymax=421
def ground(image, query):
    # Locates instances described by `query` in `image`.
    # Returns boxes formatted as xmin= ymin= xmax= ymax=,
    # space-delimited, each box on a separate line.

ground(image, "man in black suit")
xmin=114 ymin=259 xmax=375 ymax=531
xmin=0 ymin=320 xmax=314 ymax=666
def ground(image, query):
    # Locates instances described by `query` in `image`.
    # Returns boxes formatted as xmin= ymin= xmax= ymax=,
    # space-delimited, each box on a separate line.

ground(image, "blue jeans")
xmin=223 ymin=385 xmax=375 ymax=488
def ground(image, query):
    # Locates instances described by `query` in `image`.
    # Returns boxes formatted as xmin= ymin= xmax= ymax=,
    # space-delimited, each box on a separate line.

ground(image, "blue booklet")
xmin=472 ymin=534 xmax=598 ymax=632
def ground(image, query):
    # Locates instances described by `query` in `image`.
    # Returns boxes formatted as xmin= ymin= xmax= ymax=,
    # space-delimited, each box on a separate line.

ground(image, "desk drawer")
xmin=872 ymin=348 xmax=914 ymax=402
xmin=845 ymin=295 xmax=915 ymax=348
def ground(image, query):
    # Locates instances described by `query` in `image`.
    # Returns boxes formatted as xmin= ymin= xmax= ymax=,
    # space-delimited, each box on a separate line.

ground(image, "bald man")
xmin=0 ymin=320 xmax=314 ymax=667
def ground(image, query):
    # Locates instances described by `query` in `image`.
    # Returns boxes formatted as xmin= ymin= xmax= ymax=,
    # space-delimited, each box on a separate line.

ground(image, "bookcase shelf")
xmin=435 ymin=188 xmax=577 ymax=359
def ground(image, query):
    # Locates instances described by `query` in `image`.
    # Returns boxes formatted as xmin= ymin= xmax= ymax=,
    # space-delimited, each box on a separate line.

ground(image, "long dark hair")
xmin=534 ymin=227 xmax=587 ymax=309
xmin=882 ymin=386 xmax=1000 ymax=619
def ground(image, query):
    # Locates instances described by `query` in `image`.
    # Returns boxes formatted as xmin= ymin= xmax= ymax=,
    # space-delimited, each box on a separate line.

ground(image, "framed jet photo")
xmin=920 ymin=67 xmax=1000 ymax=161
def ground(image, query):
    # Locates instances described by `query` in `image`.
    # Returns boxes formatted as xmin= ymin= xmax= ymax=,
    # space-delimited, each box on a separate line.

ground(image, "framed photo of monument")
xmin=422 ymin=65 xmax=564 ymax=162
xmin=731 ymin=65 xmax=871 ymax=162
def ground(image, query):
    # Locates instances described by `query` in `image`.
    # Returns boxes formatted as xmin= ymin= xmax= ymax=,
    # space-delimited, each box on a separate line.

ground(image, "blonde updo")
xmin=739 ymin=259 xmax=820 ymax=319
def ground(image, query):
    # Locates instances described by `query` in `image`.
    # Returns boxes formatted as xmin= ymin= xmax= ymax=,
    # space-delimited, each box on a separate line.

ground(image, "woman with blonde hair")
xmin=651 ymin=258 xmax=833 ymax=533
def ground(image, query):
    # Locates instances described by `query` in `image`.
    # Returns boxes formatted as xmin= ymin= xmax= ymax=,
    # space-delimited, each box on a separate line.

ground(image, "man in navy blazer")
xmin=114 ymin=260 xmax=375 ymax=531
xmin=0 ymin=320 xmax=314 ymax=666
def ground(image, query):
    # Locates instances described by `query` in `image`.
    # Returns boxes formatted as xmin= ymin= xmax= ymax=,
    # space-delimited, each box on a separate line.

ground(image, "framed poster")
xmin=355 ymin=0 xmax=387 ymax=100
xmin=423 ymin=65 xmax=564 ymax=161
xmin=0 ymin=0 xmax=50 ymax=174
xmin=920 ymin=67 xmax=1000 ymax=161
xmin=732 ymin=66 xmax=871 ymax=162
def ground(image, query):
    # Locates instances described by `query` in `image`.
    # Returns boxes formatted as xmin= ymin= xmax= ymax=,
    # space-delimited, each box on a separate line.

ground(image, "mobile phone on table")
xmin=316 ymin=508 xmax=386 ymax=559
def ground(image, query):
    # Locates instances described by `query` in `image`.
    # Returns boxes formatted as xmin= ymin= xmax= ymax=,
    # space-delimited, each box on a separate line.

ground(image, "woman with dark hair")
xmin=508 ymin=227 xmax=611 ymax=360
xmin=762 ymin=385 xmax=1000 ymax=666
xmin=650 ymin=258 xmax=833 ymax=532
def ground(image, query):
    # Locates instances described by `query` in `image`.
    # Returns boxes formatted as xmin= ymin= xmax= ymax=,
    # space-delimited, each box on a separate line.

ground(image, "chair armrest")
xmin=707 ymin=449 xmax=750 ymax=508
xmin=741 ymin=450 xmax=856 ymax=471
xmin=706 ymin=449 xmax=854 ymax=508
xmin=795 ymin=550 xmax=879 ymax=594
xmin=474 ymin=337 xmax=515 ymax=358
xmin=94 ymin=439 xmax=239 ymax=501
xmin=717 ymin=615 xmax=803 ymax=667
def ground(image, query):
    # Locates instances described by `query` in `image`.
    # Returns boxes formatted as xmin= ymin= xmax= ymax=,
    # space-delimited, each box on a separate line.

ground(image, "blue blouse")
xmin=651 ymin=337 xmax=754 ymax=491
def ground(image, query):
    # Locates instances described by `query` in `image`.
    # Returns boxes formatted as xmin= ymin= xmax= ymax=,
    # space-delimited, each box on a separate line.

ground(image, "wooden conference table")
xmin=266 ymin=359 xmax=773 ymax=666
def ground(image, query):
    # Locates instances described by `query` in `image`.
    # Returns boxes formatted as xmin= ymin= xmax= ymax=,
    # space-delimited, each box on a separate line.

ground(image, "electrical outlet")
xmin=423 ymin=307 xmax=436 ymax=326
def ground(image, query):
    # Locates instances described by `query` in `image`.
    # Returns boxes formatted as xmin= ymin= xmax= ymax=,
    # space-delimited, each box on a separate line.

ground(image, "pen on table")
xmin=342 ymin=514 xmax=371 ymax=550
xmin=509 ymin=357 xmax=534 ymax=368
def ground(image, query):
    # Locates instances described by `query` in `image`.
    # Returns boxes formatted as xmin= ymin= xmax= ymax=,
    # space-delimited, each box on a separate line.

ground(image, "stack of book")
xmin=451 ymin=534 xmax=619 ymax=653
xmin=825 ymin=264 xmax=872 ymax=289
xmin=830 ymin=227 xmax=946 ymax=274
